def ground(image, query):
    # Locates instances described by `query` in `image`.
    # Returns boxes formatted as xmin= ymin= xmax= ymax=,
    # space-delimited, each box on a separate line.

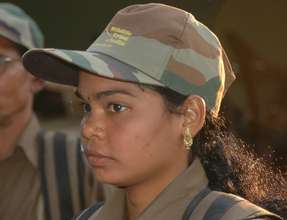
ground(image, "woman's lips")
xmin=85 ymin=152 xmax=113 ymax=167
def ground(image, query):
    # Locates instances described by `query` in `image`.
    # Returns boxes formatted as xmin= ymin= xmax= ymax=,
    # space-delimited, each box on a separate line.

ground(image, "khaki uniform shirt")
xmin=86 ymin=158 xmax=280 ymax=220
xmin=0 ymin=115 xmax=42 ymax=220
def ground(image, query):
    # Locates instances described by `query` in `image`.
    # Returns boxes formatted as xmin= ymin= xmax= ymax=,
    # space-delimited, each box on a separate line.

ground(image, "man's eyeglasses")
xmin=0 ymin=55 xmax=20 ymax=73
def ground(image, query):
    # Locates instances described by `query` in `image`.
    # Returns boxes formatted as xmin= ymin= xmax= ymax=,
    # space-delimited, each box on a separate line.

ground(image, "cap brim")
xmin=23 ymin=48 xmax=164 ymax=87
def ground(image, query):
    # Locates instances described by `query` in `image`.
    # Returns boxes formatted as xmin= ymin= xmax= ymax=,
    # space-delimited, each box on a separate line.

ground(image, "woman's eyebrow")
xmin=74 ymin=88 xmax=136 ymax=101
xmin=95 ymin=89 xmax=136 ymax=99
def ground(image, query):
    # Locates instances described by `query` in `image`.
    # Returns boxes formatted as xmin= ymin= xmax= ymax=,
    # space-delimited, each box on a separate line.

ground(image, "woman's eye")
xmin=80 ymin=103 xmax=91 ymax=113
xmin=108 ymin=103 xmax=127 ymax=113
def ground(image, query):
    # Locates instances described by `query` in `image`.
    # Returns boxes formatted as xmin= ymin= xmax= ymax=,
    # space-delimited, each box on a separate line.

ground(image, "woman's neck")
xmin=125 ymin=155 xmax=188 ymax=220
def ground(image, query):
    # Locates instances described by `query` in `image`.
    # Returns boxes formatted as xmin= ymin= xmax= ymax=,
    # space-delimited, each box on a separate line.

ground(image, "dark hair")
xmin=148 ymin=85 xmax=287 ymax=218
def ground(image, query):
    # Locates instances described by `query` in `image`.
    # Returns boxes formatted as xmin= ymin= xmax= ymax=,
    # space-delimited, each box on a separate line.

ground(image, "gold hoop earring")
xmin=183 ymin=128 xmax=193 ymax=150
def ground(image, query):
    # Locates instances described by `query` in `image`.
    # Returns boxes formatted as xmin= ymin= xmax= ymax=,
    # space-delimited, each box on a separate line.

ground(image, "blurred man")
xmin=0 ymin=3 xmax=103 ymax=220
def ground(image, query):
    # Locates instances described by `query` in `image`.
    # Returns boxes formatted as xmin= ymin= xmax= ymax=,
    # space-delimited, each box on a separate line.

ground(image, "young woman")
xmin=23 ymin=3 xmax=286 ymax=220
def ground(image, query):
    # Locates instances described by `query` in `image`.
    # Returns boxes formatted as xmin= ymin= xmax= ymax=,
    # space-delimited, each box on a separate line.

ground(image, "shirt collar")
xmin=93 ymin=157 xmax=208 ymax=220
xmin=17 ymin=114 xmax=40 ymax=168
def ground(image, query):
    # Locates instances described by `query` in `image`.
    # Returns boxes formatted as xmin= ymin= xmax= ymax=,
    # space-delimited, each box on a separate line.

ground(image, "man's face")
xmin=0 ymin=36 xmax=36 ymax=126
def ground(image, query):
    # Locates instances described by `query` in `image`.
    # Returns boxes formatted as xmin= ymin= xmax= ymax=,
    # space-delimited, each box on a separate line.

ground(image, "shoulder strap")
xmin=75 ymin=202 xmax=104 ymax=220
xmin=204 ymin=193 xmax=282 ymax=220
xmin=53 ymin=131 xmax=74 ymax=220
xmin=182 ymin=187 xmax=211 ymax=220
xmin=200 ymin=192 xmax=242 ymax=220
xmin=183 ymin=189 xmax=282 ymax=220
xmin=37 ymin=129 xmax=51 ymax=220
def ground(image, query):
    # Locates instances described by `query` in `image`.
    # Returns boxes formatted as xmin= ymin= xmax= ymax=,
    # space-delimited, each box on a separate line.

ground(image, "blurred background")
xmin=3 ymin=0 xmax=286 ymax=172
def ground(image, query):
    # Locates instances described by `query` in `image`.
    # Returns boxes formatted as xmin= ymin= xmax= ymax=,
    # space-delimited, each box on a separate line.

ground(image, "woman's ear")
xmin=182 ymin=95 xmax=206 ymax=136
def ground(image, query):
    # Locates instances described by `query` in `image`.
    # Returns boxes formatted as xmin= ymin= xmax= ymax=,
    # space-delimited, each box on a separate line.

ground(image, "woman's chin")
xmin=94 ymin=169 xmax=128 ymax=186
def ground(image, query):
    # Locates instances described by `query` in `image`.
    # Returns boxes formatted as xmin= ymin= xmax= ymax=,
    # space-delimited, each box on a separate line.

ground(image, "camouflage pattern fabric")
xmin=0 ymin=3 xmax=44 ymax=49
xmin=23 ymin=3 xmax=235 ymax=116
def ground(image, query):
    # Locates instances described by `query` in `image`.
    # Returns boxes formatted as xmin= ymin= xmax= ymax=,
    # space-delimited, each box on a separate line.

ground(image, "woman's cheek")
xmin=108 ymin=118 xmax=147 ymax=148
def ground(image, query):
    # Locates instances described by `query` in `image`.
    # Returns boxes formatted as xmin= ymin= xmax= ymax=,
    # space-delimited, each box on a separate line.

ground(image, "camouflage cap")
xmin=0 ymin=3 xmax=44 ymax=49
xmin=23 ymin=3 xmax=235 ymax=116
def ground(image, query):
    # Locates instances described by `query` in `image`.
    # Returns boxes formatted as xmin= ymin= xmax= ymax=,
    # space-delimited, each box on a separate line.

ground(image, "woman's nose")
xmin=81 ymin=113 xmax=106 ymax=141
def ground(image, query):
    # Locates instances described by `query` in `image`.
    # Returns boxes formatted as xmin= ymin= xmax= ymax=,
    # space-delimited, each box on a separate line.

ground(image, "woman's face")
xmin=78 ymin=71 xmax=188 ymax=187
